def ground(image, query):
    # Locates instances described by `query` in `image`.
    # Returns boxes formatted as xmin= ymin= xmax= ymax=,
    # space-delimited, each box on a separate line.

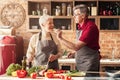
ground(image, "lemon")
xmin=11 ymin=71 xmax=17 ymax=77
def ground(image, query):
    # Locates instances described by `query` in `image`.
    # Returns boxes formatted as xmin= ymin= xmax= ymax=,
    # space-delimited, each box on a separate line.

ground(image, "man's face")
xmin=43 ymin=18 xmax=54 ymax=32
xmin=73 ymin=9 xmax=84 ymax=24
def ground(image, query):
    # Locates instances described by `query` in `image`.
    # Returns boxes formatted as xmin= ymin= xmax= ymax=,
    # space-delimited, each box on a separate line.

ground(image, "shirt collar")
xmin=77 ymin=19 xmax=89 ymax=30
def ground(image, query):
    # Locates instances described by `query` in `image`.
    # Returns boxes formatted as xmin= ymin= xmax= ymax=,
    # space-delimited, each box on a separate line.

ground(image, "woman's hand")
xmin=67 ymin=51 xmax=76 ymax=58
xmin=48 ymin=54 xmax=58 ymax=62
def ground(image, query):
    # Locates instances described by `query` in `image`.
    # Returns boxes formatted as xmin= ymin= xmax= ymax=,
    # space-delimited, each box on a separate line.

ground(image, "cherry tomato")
xmin=65 ymin=76 xmax=72 ymax=80
xmin=30 ymin=72 xmax=37 ymax=79
xmin=60 ymin=75 xmax=65 ymax=79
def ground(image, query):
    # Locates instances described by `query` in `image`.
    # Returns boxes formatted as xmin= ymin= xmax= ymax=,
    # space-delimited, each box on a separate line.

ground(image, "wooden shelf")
xmin=27 ymin=0 xmax=120 ymax=32
xmin=28 ymin=0 xmax=50 ymax=2
xmin=53 ymin=16 xmax=73 ymax=19
xmin=98 ymin=16 xmax=120 ymax=18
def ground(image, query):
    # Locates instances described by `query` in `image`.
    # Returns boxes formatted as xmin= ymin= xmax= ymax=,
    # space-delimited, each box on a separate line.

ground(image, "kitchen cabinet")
xmin=27 ymin=0 xmax=120 ymax=32
xmin=27 ymin=0 xmax=74 ymax=32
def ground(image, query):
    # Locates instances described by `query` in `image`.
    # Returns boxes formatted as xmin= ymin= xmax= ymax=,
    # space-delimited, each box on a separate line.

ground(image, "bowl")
xmin=106 ymin=70 xmax=120 ymax=78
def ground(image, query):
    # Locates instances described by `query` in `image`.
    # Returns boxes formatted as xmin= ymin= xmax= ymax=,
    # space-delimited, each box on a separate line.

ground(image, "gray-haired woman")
xmin=26 ymin=15 xmax=62 ymax=69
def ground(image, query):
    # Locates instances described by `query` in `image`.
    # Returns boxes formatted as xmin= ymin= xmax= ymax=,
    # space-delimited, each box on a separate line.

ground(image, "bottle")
xmin=22 ymin=56 xmax=27 ymax=70
xmin=36 ymin=3 xmax=41 ymax=15
xmin=26 ymin=62 xmax=32 ymax=70
xmin=67 ymin=4 xmax=72 ymax=16
xmin=43 ymin=7 xmax=48 ymax=15
xmin=115 ymin=2 xmax=120 ymax=15
xmin=91 ymin=3 xmax=97 ymax=16
xmin=107 ymin=4 xmax=113 ymax=16
xmin=62 ymin=3 xmax=66 ymax=16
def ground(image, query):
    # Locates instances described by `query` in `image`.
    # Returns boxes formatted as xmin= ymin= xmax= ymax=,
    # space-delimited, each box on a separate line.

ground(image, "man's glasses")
xmin=73 ymin=13 xmax=81 ymax=17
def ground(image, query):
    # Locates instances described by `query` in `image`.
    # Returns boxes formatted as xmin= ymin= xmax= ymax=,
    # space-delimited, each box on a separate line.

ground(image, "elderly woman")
xmin=26 ymin=15 xmax=62 ymax=69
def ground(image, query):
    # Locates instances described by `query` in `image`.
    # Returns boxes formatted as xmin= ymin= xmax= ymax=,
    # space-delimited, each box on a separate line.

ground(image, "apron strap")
xmin=39 ymin=32 xmax=41 ymax=40
xmin=39 ymin=32 xmax=54 ymax=41
xmin=50 ymin=33 xmax=53 ymax=41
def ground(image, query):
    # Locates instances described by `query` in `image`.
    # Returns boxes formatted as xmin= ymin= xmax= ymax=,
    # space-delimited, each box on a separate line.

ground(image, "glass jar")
xmin=43 ymin=7 xmax=48 ymax=15
xmin=55 ymin=6 xmax=61 ymax=16
xmin=62 ymin=3 xmax=66 ymax=16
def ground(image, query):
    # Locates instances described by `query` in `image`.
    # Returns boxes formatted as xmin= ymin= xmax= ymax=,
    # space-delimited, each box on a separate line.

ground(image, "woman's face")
xmin=43 ymin=18 xmax=54 ymax=32
xmin=73 ymin=9 xmax=84 ymax=24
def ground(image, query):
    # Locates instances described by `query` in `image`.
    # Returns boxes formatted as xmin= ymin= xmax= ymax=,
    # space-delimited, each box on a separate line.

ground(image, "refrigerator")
xmin=0 ymin=36 xmax=24 ymax=75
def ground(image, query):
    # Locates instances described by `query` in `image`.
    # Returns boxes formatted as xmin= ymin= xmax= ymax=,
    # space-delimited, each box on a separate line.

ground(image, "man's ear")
xmin=81 ymin=14 xmax=85 ymax=18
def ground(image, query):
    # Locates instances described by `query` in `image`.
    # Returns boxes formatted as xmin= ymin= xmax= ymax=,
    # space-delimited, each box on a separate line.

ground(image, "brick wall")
xmin=0 ymin=0 xmax=120 ymax=59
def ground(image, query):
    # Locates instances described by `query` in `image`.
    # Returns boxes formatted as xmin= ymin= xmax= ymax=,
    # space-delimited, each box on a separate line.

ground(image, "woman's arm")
xmin=26 ymin=34 xmax=38 ymax=63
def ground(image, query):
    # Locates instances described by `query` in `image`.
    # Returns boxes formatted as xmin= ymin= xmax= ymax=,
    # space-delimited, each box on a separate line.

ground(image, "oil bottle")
xmin=21 ymin=56 xmax=27 ymax=70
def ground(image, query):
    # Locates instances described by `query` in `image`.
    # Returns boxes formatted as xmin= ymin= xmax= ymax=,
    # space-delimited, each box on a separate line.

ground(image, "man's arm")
xmin=57 ymin=30 xmax=86 ymax=51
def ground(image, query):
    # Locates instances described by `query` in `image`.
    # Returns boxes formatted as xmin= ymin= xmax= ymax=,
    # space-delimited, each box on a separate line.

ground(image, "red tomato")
xmin=30 ymin=72 xmax=37 ymax=79
xmin=44 ymin=72 xmax=53 ymax=78
xmin=60 ymin=75 xmax=65 ymax=79
xmin=65 ymin=76 xmax=72 ymax=80
xmin=17 ymin=70 xmax=27 ymax=78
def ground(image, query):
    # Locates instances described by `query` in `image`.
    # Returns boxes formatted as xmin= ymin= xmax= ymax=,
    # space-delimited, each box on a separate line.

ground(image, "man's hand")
xmin=67 ymin=51 xmax=75 ymax=58
xmin=48 ymin=54 xmax=58 ymax=62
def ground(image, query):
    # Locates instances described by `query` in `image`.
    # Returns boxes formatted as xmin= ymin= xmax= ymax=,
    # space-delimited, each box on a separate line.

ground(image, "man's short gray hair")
xmin=73 ymin=4 xmax=89 ymax=16
xmin=39 ymin=15 xmax=53 ymax=26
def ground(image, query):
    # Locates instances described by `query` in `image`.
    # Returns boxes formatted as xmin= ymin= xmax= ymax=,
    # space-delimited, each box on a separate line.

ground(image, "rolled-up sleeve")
xmin=26 ymin=34 xmax=38 ymax=59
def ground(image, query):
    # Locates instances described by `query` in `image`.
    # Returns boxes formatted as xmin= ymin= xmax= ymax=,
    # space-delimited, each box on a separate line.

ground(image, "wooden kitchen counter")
xmin=58 ymin=59 xmax=120 ymax=71
xmin=0 ymin=74 xmax=114 ymax=80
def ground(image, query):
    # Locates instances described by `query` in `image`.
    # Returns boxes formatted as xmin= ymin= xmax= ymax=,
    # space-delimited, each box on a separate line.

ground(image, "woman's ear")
xmin=41 ymin=23 xmax=45 ymax=27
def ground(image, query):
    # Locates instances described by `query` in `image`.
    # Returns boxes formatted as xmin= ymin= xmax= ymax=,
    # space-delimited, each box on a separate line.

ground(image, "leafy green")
xmin=27 ymin=66 xmax=46 ymax=76
xmin=6 ymin=63 xmax=22 ymax=75
xmin=65 ymin=70 xmax=86 ymax=77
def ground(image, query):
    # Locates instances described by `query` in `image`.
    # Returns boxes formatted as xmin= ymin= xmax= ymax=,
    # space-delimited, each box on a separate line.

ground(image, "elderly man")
xmin=26 ymin=15 xmax=62 ymax=69
xmin=57 ymin=4 xmax=100 ymax=77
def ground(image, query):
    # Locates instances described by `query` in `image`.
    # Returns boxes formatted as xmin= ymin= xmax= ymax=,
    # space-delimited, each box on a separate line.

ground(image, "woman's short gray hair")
xmin=73 ymin=4 xmax=89 ymax=16
xmin=39 ymin=15 xmax=53 ymax=26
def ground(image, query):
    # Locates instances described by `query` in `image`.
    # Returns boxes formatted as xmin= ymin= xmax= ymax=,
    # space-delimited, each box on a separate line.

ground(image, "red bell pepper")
xmin=17 ymin=70 xmax=27 ymax=78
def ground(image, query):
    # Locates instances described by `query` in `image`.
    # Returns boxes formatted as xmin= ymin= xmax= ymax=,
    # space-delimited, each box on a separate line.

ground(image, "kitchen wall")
xmin=0 ymin=0 xmax=120 ymax=59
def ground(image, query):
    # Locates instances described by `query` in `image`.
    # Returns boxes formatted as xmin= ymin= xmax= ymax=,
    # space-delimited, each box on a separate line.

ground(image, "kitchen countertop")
xmin=58 ymin=58 xmax=120 ymax=65
xmin=0 ymin=74 xmax=115 ymax=80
